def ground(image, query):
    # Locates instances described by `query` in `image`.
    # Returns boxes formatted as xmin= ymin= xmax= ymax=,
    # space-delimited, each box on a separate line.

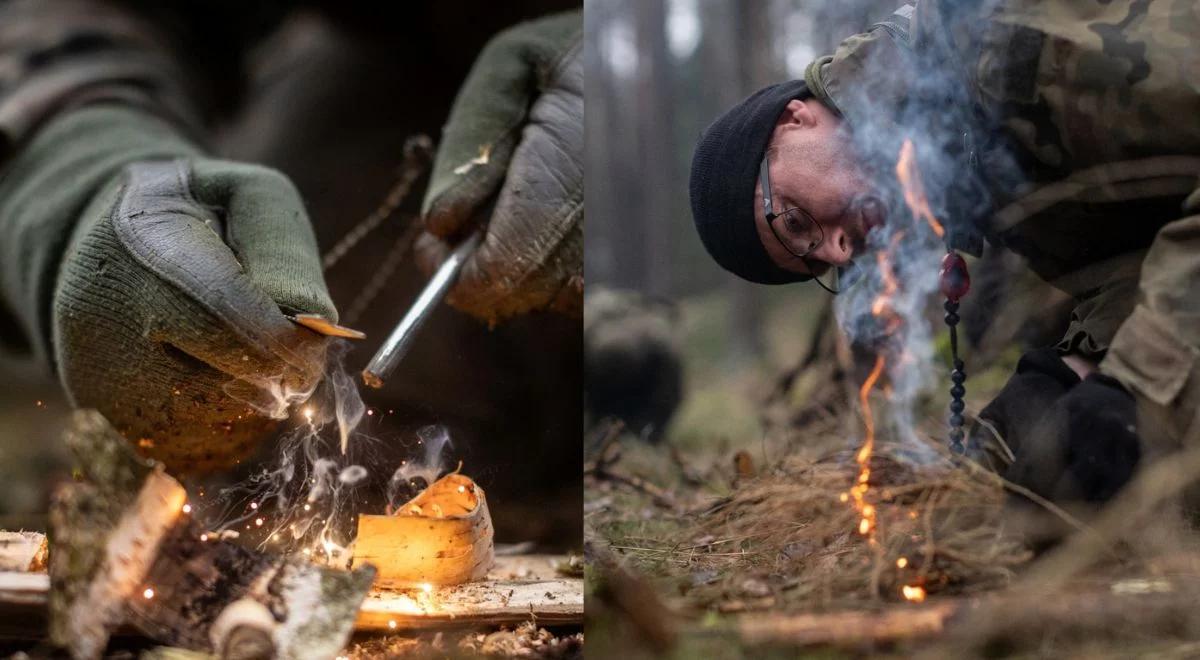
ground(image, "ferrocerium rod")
xmin=362 ymin=231 xmax=482 ymax=388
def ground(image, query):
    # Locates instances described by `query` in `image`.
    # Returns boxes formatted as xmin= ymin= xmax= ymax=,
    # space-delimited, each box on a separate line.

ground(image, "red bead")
xmin=940 ymin=252 xmax=970 ymax=302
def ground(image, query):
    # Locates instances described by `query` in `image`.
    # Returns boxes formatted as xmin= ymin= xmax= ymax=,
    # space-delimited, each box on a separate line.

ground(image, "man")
xmin=690 ymin=0 xmax=1199 ymax=505
xmin=0 ymin=2 xmax=582 ymax=542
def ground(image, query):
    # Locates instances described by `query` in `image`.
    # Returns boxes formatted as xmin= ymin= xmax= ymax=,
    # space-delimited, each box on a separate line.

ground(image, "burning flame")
xmin=850 ymin=355 xmax=886 ymax=539
xmin=895 ymin=140 xmax=944 ymax=238
xmin=840 ymin=138 xmax=948 ymax=598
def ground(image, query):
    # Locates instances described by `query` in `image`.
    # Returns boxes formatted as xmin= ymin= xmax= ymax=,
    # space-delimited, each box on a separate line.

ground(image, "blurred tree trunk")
xmin=585 ymin=0 xmax=648 ymax=290
xmin=721 ymin=0 xmax=780 ymax=364
xmin=636 ymin=0 xmax=673 ymax=297
xmin=583 ymin=0 xmax=615 ymax=285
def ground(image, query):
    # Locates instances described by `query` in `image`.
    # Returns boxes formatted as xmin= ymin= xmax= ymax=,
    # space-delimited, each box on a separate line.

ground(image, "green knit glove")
xmin=1 ymin=106 xmax=335 ymax=473
xmin=417 ymin=11 xmax=583 ymax=324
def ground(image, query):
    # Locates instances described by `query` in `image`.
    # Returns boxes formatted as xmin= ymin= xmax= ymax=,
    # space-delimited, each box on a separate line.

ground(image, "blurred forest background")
xmin=585 ymin=0 xmax=902 ymax=446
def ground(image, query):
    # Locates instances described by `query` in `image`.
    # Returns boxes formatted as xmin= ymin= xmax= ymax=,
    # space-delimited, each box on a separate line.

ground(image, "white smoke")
xmin=199 ymin=340 xmax=458 ymax=565
xmin=386 ymin=424 xmax=454 ymax=513
xmin=826 ymin=0 xmax=1027 ymax=448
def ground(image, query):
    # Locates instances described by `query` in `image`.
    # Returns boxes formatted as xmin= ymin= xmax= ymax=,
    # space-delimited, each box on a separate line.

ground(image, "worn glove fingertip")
xmin=422 ymin=139 xmax=517 ymax=238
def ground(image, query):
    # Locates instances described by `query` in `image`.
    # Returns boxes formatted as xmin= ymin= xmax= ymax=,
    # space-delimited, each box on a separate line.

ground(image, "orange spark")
xmin=895 ymin=140 xmax=945 ymax=238
xmin=902 ymin=585 xmax=927 ymax=602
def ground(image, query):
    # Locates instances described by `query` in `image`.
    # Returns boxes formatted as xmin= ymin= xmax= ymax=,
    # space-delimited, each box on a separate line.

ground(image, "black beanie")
xmin=689 ymin=80 xmax=812 ymax=285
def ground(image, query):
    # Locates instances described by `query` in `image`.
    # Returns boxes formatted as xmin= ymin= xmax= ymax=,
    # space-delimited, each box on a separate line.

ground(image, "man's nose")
xmin=817 ymin=225 xmax=853 ymax=266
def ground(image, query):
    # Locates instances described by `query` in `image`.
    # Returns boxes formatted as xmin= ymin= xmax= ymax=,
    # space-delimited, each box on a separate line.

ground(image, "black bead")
xmin=950 ymin=399 xmax=965 ymax=413
xmin=944 ymin=313 xmax=960 ymax=325
xmin=943 ymin=300 xmax=959 ymax=313
xmin=949 ymin=413 xmax=964 ymax=427
xmin=950 ymin=384 xmax=965 ymax=398
xmin=953 ymin=359 xmax=965 ymax=371
xmin=951 ymin=371 xmax=965 ymax=384
xmin=949 ymin=428 xmax=964 ymax=442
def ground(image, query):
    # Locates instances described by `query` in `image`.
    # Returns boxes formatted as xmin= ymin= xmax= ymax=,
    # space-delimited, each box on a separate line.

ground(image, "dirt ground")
xmin=584 ymin=293 xmax=1200 ymax=659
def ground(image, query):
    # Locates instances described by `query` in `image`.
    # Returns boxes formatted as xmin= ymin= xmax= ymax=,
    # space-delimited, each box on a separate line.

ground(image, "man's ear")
xmin=777 ymin=99 xmax=817 ymax=130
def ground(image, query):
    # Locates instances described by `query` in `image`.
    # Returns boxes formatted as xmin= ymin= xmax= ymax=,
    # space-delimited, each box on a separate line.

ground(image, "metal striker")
xmin=940 ymin=251 xmax=970 ymax=453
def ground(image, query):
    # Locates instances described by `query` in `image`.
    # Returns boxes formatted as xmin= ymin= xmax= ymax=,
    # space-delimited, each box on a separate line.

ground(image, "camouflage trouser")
xmin=1097 ymin=191 xmax=1200 ymax=459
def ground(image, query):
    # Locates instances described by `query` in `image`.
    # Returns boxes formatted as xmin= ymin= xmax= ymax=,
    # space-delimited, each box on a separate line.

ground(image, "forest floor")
xmin=584 ymin=292 xmax=1200 ymax=659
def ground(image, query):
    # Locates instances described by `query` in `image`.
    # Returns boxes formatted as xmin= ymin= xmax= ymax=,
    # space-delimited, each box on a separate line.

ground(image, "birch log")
xmin=49 ymin=410 xmax=375 ymax=660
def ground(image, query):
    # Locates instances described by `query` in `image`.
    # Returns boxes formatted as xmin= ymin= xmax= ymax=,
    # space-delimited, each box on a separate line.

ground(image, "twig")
xmin=593 ymin=468 xmax=680 ymax=510
xmin=321 ymin=135 xmax=433 ymax=271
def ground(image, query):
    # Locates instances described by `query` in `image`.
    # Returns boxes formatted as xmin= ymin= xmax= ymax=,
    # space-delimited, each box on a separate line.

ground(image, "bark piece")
xmin=0 ymin=531 xmax=48 ymax=571
xmin=352 ymin=473 xmax=493 ymax=586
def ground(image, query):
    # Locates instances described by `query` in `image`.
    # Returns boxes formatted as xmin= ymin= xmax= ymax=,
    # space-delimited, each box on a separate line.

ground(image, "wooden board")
xmin=357 ymin=554 xmax=582 ymax=630
xmin=0 ymin=555 xmax=582 ymax=640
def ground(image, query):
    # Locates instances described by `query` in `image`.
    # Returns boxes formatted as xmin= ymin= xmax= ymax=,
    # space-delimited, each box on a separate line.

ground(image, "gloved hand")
xmin=1005 ymin=373 xmax=1141 ymax=504
xmin=416 ymin=11 xmax=583 ymax=324
xmin=970 ymin=347 xmax=1081 ymax=465
xmin=1 ymin=106 xmax=335 ymax=473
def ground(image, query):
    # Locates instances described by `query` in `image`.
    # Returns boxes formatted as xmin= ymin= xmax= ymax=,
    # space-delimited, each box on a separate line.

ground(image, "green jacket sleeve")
xmin=1100 ymin=188 xmax=1200 ymax=451
xmin=0 ymin=0 xmax=250 ymax=360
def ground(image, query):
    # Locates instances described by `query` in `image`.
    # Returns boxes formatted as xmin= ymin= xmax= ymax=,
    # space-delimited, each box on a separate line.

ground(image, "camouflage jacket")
xmin=806 ymin=0 xmax=1200 ymax=441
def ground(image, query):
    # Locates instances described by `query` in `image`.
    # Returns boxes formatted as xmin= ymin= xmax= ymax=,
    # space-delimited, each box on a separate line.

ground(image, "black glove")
xmin=971 ymin=347 xmax=1081 ymax=463
xmin=1005 ymin=373 xmax=1140 ymax=503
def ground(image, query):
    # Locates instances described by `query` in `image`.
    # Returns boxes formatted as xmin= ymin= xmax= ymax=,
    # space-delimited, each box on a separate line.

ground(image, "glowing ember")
xmin=902 ymin=585 xmax=926 ymax=602
xmin=420 ymin=583 xmax=433 ymax=594
xmin=181 ymin=503 xmax=191 ymax=514
xmin=895 ymin=139 xmax=945 ymax=238
xmin=388 ymin=619 xmax=397 ymax=630
xmin=142 ymin=587 xmax=154 ymax=600
xmin=250 ymin=502 xmax=259 ymax=510
xmin=199 ymin=533 xmax=208 ymax=542
xmin=896 ymin=557 xmax=908 ymax=568
xmin=254 ymin=518 xmax=264 ymax=527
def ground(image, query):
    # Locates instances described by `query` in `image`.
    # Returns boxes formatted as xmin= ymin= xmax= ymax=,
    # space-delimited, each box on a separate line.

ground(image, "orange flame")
xmin=850 ymin=354 xmax=886 ymax=539
xmin=895 ymin=140 xmax=945 ymax=238
xmin=902 ymin=585 xmax=926 ymax=602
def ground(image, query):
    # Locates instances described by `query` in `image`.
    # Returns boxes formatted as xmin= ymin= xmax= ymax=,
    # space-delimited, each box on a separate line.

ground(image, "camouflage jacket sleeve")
xmin=921 ymin=0 xmax=1200 ymax=420
xmin=807 ymin=0 xmax=1200 ymax=439
xmin=0 ymin=0 xmax=213 ymax=164
xmin=1099 ymin=186 xmax=1200 ymax=449
xmin=0 ymin=0 xmax=282 ymax=355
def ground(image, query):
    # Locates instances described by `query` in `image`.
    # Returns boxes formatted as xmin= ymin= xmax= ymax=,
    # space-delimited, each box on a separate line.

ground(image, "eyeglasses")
xmin=759 ymin=155 xmax=842 ymax=294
